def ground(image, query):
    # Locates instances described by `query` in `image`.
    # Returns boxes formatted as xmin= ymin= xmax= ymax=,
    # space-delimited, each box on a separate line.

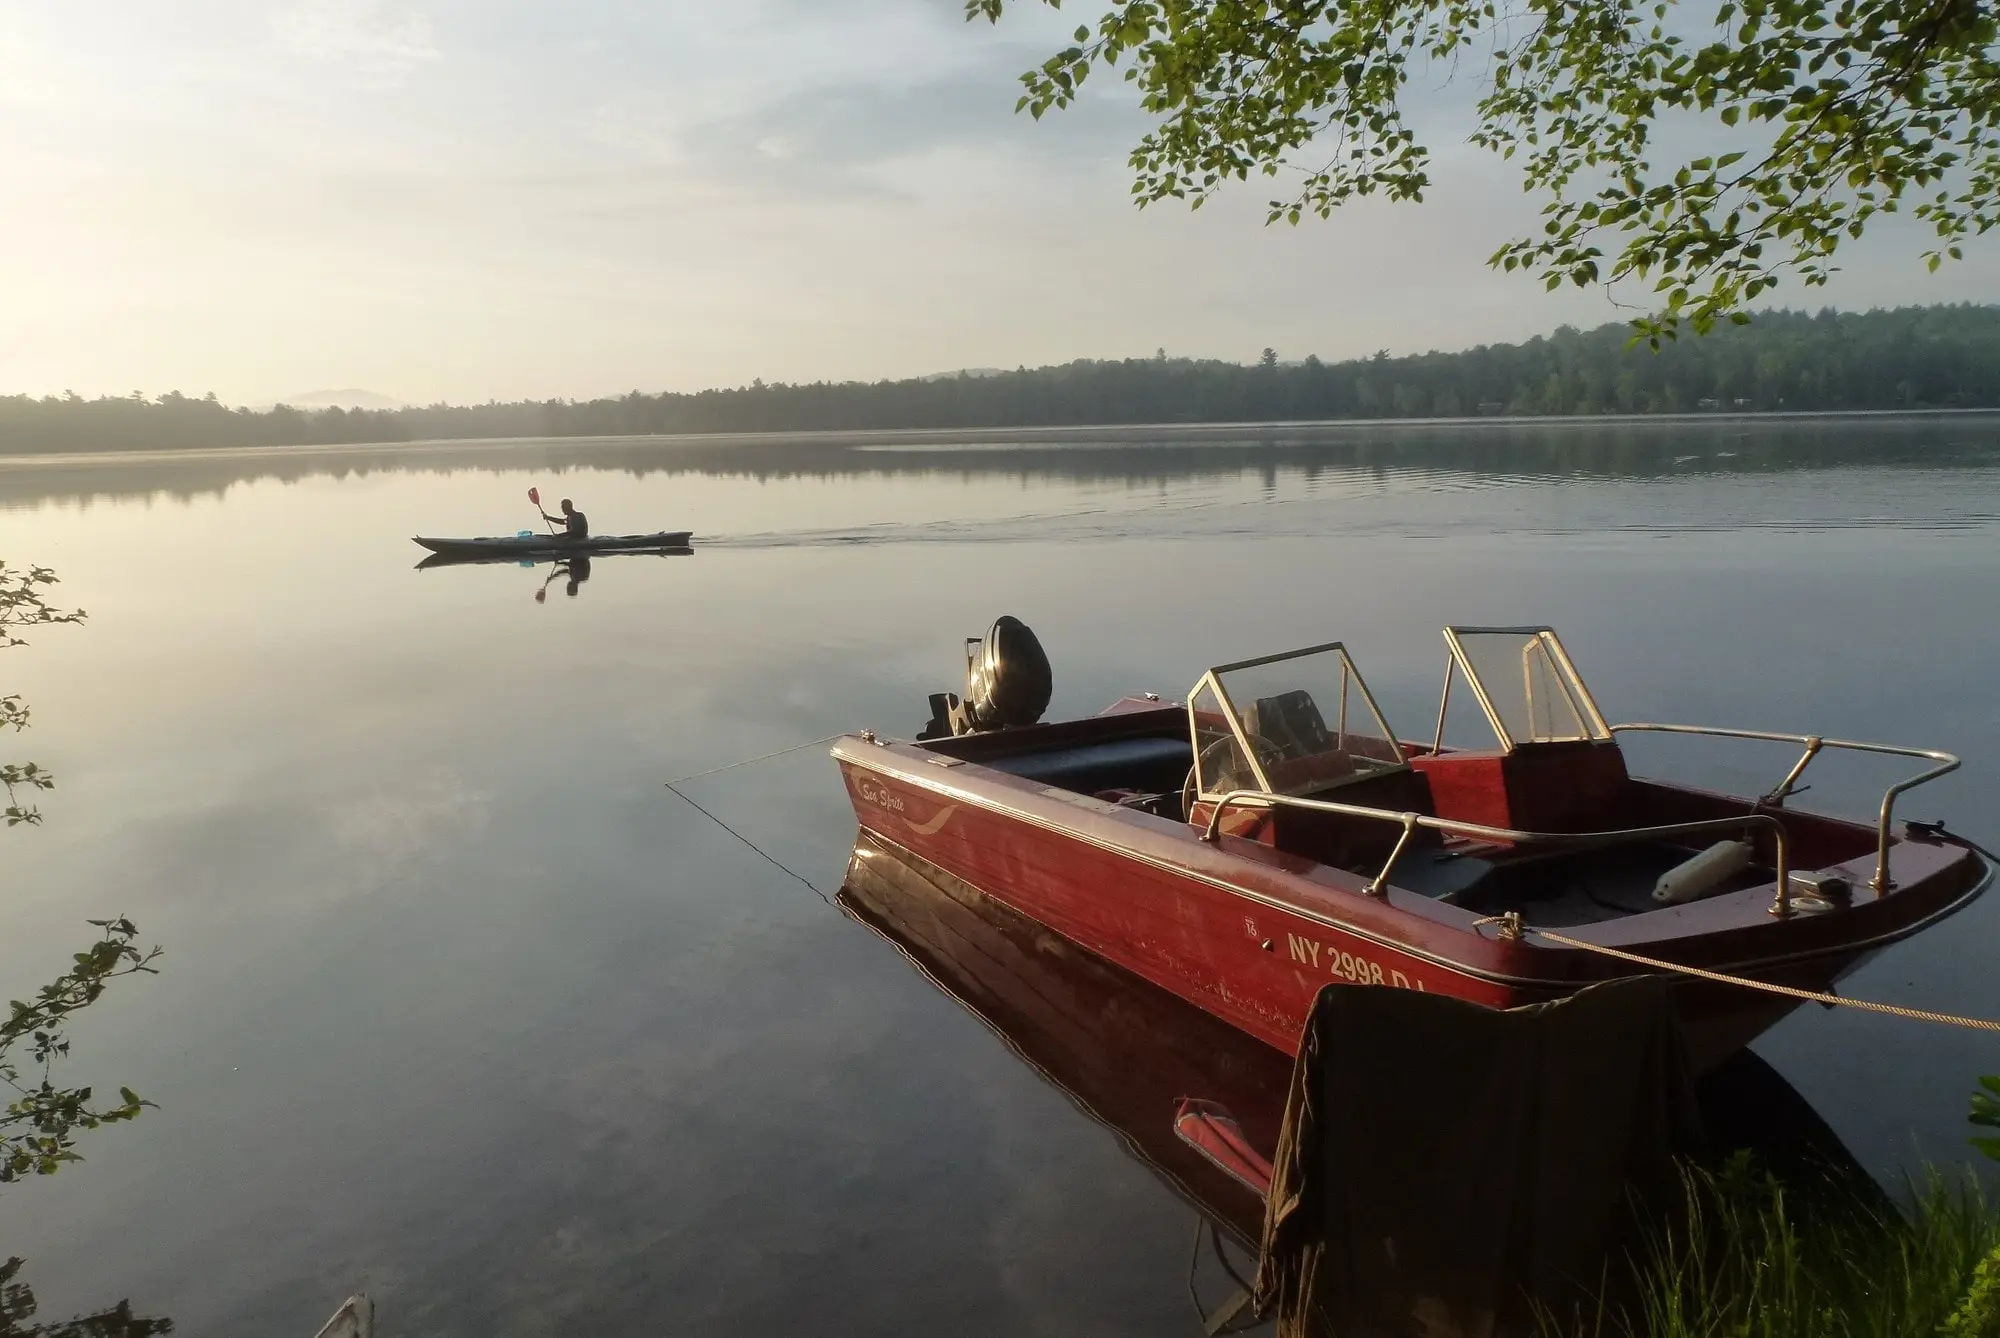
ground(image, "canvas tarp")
xmin=1253 ymin=977 xmax=1704 ymax=1338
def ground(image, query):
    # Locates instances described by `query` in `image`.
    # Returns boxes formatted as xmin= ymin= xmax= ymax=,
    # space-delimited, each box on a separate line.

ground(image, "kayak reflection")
xmin=412 ymin=545 xmax=693 ymax=571
xmin=414 ymin=544 xmax=691 ymax=603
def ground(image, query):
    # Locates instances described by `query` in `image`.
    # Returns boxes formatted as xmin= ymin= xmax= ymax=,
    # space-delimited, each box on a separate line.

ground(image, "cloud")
xmin=5 ymin=0 xmax=1998 ymax=403
xmin=723 ymin=70 xmax=1131 ymax=167
xmin=589 ymin=56 xmax=1140 ymax=206
xmin=272 ymin=0 xmax=440 ymax=81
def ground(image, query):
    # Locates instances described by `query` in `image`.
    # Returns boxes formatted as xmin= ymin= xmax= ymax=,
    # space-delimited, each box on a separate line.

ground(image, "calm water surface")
xmin=1 ymin=419 xmax=1997 ymax=1334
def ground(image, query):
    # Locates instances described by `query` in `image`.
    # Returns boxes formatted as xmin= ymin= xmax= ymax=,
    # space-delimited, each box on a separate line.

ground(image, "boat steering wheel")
xmin=1185 ymin=733 xmax=1277 ymax=817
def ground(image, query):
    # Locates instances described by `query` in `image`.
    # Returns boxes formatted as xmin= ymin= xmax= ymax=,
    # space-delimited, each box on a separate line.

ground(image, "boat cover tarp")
xmin=1253 ymin=976 xmax=1703 ymax=1338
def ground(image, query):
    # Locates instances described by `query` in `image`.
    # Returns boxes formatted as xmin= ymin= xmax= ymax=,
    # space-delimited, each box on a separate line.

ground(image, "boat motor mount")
xmin=919 ymin=616 xmax=1053 ymax=739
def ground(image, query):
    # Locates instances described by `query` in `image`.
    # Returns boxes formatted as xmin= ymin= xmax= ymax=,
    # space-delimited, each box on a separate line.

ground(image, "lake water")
xmin=2 ymin=417 xmax=1998 ymax=1335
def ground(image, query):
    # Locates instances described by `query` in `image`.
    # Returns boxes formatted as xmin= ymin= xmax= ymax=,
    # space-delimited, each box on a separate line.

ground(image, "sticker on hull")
xmin=853 ymin=773 xmax=956 ymax=837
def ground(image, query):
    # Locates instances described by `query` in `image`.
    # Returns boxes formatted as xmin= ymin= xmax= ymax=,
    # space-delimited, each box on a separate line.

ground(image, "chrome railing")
xmin=1198 ymin=789 xmax=1798 ymax=915
xmin=1610 ymin=723 xmax=1960 ymax=893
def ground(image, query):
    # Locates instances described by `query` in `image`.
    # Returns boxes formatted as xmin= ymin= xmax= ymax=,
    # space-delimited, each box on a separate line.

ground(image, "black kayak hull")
xmin=416 ymin=545 xmax=693 ymax=570
xmin=412 ymin=531 xmax=693 ymax=559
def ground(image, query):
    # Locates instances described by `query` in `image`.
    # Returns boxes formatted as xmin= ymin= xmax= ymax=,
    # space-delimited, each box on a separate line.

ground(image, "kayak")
xmin=416 ymin=545 xmax=693 ymax=570
xmin=412 ymin=531 xmax=693 ymax=559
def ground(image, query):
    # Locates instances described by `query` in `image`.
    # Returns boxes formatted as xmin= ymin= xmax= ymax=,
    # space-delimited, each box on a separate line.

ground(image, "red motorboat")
xmin=832 ymin=623 xmax=1989 ymax=1068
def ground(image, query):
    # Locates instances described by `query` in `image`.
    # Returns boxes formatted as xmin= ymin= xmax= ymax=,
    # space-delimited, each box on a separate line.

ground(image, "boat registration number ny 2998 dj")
xmin=1249 ymin=918 xmax=1427 ymax=991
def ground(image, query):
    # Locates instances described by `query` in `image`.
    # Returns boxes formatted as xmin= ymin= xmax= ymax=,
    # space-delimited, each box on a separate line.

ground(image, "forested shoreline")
xmin=5 ymin=304 xmax=1999 ymax=456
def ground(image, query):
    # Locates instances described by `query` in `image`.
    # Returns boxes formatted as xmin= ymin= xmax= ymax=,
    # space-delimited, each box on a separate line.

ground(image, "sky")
xmin=5 ymin=0 xmax=2000 ymax=406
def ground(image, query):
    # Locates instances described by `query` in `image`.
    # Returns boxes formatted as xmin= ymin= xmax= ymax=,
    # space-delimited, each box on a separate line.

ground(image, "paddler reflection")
xmin=535 ymin=554 xmax=591 ymax=603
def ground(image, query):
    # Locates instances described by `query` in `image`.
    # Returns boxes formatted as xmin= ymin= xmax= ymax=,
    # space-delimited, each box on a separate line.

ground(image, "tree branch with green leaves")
xmin=2 ymin=563 xmax=84 ymax=828
xmin=1 ymin=1254 xmax=175 ymax=1337
xmin=1973 ymin=1074 xmax=2000 ymax=1162
xmin=967 ymin=0 xmax=2000 ymax=340
xmin=1 ymin=921 xmax=160 ymax=1184
xmin=0 ymin=558 xmax=171 ymax=1333
xmin=1 ymin=560 xmax=160 ymax=1184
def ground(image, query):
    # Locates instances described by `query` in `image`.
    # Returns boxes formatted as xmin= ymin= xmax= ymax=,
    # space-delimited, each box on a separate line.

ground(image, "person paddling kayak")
xmin=540 ymin=497 xmax=589 ymax=540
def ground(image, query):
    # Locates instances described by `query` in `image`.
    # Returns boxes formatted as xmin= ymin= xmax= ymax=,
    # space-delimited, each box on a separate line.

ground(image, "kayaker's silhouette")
xmin=540 ymin=497 xmax=589 ymax=540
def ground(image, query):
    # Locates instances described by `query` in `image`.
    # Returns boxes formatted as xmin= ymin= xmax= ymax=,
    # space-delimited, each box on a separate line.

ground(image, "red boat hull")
xmin=833 ymin=730 xmax=1986 ymax=1068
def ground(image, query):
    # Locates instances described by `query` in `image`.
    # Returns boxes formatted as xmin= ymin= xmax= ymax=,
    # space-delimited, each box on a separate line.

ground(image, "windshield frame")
xmin=1436 ymin=626 xmax=1612 ymax=753
xmin=1187 ymin=641 xmax=1410 ymax=799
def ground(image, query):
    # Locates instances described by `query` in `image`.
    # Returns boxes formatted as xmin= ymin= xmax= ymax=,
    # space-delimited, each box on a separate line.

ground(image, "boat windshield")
xmin=1191 ymin=643 xmax=1408 ymax=798
xmin=1440 ymin=627 xmax=1610 ymax=750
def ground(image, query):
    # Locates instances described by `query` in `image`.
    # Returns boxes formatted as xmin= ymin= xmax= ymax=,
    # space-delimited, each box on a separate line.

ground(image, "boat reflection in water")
xmin=840 ymin=830 xmax=1291 ymax=1248
xmin=840 ymin=831 xmax=1883 ymax=1327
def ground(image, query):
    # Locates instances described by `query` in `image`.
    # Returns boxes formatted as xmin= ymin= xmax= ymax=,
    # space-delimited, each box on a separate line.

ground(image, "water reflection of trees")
xmin=5 ymin=416 xmax=1996 ymax=511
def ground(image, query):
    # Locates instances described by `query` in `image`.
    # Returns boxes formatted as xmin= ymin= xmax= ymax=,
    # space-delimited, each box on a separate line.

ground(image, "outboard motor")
xmin=919 ymin=616 xmax=1053 ymax=738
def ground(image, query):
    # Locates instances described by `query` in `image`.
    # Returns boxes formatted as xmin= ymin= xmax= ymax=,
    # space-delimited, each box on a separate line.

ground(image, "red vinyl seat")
xmin=1412 ymin=741 xmax=1631 ymax=835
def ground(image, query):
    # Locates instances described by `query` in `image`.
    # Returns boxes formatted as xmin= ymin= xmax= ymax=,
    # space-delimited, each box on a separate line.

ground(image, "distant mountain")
xmin=273 ymin=389 xmax=404 ymax=410
xmin=919 ymin=368 xmax=1006 ymax=382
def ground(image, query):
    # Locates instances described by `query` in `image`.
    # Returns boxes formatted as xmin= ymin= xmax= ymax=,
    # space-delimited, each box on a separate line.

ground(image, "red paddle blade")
xmin=527 ymin=486 xmax=540 ymax=504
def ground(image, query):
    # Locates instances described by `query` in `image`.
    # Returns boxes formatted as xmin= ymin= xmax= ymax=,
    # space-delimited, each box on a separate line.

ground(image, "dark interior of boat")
xmin=918 ymin=706 xmax=1878 ymax=925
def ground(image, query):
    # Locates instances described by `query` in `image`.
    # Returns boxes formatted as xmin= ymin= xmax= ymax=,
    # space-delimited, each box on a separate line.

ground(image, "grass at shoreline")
xmin=1549 ymin=1158 xmax=2000 ymax=1338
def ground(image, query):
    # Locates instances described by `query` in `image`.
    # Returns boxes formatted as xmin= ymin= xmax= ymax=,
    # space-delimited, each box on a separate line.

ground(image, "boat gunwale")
xmin=831 ymin=735 xmax=1989 ymax=993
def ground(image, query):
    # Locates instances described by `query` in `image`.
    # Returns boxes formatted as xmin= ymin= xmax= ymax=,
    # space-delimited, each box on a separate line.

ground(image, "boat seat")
xmin=1270 ymin=768 xmax=1442 ymax=871
xmin=985 ymin=735 xmax=1194 ymax=793
xmin=1413 ymin=740 xmax=1631 ymax=835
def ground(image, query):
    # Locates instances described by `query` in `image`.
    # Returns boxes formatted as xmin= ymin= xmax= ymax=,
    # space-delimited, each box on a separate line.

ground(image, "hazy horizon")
xmin=9 ymin=0 xmax=2000 ymax=408
xmin=19 ymin=300 xmax=1998 ymax=415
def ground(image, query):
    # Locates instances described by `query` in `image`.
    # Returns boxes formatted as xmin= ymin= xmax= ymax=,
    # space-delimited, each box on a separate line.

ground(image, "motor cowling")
xmin=965 ymin=616 xmax=1052 ymax=731
xmin=919 ymin=616 xmax=1053 ymax=738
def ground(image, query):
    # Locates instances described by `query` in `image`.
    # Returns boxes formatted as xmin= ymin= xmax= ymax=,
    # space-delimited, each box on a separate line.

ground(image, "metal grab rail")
xmin=1199 ymin=788 xmax=1797 ymax=915
xmin=1610 ymin=723 xmax=1960 ymax=893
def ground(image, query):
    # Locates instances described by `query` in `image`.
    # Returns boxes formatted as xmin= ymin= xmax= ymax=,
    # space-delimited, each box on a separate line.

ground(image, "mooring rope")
xmin=665 ymin=779 xmax=832 ymax=905
xmin=664 ymin=734 xmax=844 ymax=787
xmin=1527 ymin=927 xmax=2000 ymax=1034
xmin=662 ymin=732 xmax=847 ymax=906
